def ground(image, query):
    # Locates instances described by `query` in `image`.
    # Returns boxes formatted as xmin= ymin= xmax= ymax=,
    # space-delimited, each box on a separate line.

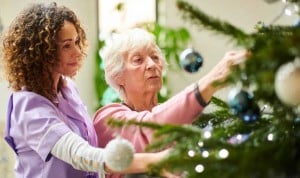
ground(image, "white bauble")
xmin=104 ymin=136 xmax=135 ymax=171
xmin=274 ymin=59 xmax=300 ymax=106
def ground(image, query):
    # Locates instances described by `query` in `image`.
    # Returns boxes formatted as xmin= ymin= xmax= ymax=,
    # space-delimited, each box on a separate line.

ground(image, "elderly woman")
xmin=93 ymin=28 xmax=247 ymax=178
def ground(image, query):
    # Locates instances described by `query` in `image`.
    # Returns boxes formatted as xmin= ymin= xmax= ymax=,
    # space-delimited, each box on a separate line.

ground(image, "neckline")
xmin=121 ymin=102 xmax=136 ymax=111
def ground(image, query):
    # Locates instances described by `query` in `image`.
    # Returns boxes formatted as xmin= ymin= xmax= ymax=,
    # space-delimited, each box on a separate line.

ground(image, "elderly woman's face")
xmin=118 ymin=45 xmax=163 ymax=96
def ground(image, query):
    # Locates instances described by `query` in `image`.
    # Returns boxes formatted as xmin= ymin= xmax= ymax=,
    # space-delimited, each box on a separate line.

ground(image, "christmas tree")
xmin=109 ymin=0 xmax=300 ymax=177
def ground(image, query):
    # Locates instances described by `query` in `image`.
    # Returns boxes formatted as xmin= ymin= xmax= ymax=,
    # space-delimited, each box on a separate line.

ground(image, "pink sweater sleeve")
xmin=93 ymin=84 xmax=204 ymax=152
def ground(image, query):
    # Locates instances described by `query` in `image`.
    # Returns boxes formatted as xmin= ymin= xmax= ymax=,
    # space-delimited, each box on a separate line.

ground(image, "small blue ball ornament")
xmin=228 ymin=88 xmax=260 ymax=123
xmin=295 ymin=19 xmax=300 ymax=27
xmin=240 ymin=104 xmax=260 ymax=123
xmin=180 ymin=48 xmax=203 ymax=73
xmin=295 ymin=117 xmax=300 ymax=124
xmin=228 ymin=88 xmax=254 ymax=115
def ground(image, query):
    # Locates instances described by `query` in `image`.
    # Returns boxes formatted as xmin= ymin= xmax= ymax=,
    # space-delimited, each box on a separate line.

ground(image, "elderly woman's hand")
xmin=209 ymin=50 xmax=249 ymax=84
xmin=196 ymin=50 xmax=250 ymax=104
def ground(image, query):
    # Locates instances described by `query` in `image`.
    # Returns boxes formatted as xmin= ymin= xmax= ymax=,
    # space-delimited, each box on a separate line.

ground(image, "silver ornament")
xmin=275 ymin=58 xmax=300 ymax=106
xmin=180 ymin=48 xmax=203 ymax=73
xmin=104 ymin=136 xmax=135 ymax=171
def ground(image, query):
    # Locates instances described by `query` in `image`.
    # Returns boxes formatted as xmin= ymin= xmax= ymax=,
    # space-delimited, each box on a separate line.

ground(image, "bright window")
xmin=98 ymin=0 xmax=156 ymax=39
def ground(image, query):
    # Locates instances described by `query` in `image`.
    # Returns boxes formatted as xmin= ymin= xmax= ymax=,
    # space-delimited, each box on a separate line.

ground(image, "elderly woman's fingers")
xmin=224 ymin=50 xmax=250 ymax=66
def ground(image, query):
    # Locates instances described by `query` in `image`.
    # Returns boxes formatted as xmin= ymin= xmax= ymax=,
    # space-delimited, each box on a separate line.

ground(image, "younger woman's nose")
xmin=73 ymin=46 xmax=82 ymax=58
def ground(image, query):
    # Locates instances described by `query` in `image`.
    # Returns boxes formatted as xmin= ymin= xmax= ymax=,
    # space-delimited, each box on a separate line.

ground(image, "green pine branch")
xmin=104 ymin=1 xmax=300 ymax=177
xmin=176 ymin=0 xmax=249 ymax=46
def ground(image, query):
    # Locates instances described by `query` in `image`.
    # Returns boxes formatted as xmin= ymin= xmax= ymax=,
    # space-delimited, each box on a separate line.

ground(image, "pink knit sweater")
xmin=93 ymin=84 xmax=204 ymax=178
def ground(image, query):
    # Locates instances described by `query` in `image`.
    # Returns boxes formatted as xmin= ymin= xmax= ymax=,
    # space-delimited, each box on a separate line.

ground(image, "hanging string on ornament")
xmin=180 ymin=48 xmax=203 ymax=73
xmin=269 ymin=1 xmax=300 ymax=24
xmin=274 ymin=58 xmax=300 ymax=106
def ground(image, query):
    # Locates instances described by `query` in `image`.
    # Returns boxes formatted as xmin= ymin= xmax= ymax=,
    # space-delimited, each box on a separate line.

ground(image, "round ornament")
xmin=274 ymin=59 xmax=300 ymax=106
xmin=240 ymin=104 xmax=260 ymax=123
xmin=180 ymin=48 xmax=203 ymax=73
xmin=295 ymin=117 xmax=300 ymax=124
xmin=104 ymin=136 xmax=135 ymax=171
xmin=295 ymin=19 xmax=300 ymax=27
xmin=284 ymin=3 xmax=299 ymax=16
xmin=228 ymin=88 xmax=254 ymax=115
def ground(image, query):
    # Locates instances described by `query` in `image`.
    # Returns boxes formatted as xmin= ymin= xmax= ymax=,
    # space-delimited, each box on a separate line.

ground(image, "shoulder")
xmin=93 ymin=103 xmax=129 ymax=123
xmin=13 ymin=90 xmax=55 ymax=109
xmin=11 ymin=91 xmax=61 ymax=125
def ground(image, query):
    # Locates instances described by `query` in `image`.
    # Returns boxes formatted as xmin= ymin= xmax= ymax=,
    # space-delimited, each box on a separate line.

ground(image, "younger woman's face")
xmin=55 ymin=20 xmax=82 ymax=78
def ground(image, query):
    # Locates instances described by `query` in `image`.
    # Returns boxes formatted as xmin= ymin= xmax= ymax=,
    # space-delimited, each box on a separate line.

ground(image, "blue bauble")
xmin=295 ymin=19 xmax=300 ymax=27
xmin=180 ymin=48 xmax=203 ymax=73
xmin=228 ymin=88 xmax=253 ymax=115
xmin=240 ymin=104 xmax=260 ymax=123
xmin=295 ymin=117 xmax=300 ymax=124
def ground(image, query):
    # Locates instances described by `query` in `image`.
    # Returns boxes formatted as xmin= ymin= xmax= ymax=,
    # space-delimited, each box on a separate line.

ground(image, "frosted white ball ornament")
xmin=104 ymin=136 xmax=135 ymax=171
xmin=274 ymin=58 xmax=300 ymax=106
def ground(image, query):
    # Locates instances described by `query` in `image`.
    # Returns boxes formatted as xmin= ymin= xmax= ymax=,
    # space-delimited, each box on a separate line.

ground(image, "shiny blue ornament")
xmin=228 ymin=89 xmax=253 ymax=115
xmin=180 ymin=48 xmax=203 ymax=73
xmin=295 ymin=117 xmax=300 ymax=124
xmin=295 ymin=19 xmax=300 ymax=27
xmin=240 ymin=104 xmax=260 ymax=123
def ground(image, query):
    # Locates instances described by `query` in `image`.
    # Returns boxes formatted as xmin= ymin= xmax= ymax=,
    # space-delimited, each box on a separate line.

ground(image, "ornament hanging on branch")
xmin=228 ymin=88 xmax=260 ymax=123
xmin=274 ymin=58 xmax=300 ymax=106
xmin=104 ymin=136 xmax=135 ymax=171
xmin=241 ymin=104 xmax=260 ymax=123
xmin=228 ymin=88 xmax=253 ymax=115
xmin=180 ymin=48 xmax=203 ymax=73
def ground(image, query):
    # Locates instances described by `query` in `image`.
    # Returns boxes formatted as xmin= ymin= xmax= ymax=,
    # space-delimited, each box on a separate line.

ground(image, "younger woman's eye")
xmin=75 ymin=39 xmax=80 ymax=45
xmin=63 ymin=44 xmax=71 ymax=49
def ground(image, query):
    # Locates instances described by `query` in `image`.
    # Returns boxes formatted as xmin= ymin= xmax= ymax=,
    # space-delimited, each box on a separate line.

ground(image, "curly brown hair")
xmin=1 ymin=2 xmax=87 ymax=102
